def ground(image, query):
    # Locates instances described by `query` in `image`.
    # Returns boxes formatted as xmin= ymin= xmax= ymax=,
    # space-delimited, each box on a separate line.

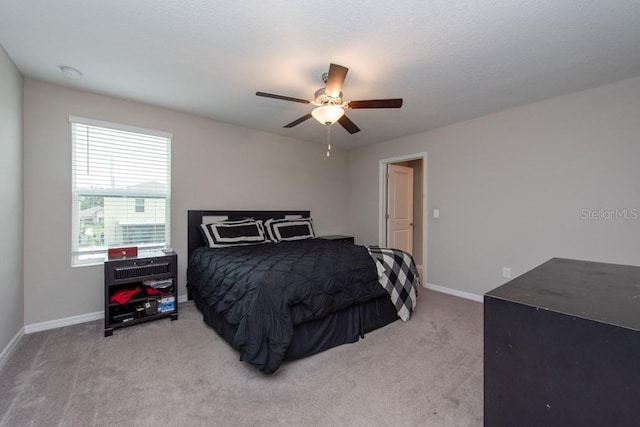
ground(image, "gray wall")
xmin=23 ymin=79 xmax=351 ymax=325
xmin=350 ymin=76 xmax=640 ymax=297
xmin=16 ymin=71 xmax=640 ymax=325
xmin=0 ymin=46 xmax=24 ymax=353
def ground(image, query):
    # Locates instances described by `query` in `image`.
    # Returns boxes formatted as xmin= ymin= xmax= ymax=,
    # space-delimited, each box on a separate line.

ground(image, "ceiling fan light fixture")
xmin=311 ymin=105 xmax=345 ymax=125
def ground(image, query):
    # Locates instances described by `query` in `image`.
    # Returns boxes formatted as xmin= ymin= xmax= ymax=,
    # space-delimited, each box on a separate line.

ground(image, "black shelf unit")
xmin=104 ymin=251 xmax=178 ymax=337
xmin=318 ymin=235 xmax=355 ymax=244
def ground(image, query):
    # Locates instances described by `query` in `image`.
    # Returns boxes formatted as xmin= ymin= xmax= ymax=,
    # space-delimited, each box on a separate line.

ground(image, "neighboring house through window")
xmin=71 ymin=116 xmax=172 ymax=266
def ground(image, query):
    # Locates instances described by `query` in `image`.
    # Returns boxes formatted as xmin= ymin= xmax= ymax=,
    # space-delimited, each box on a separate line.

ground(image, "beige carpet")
xmin=0 ymin=290 xmax=483 ymax=427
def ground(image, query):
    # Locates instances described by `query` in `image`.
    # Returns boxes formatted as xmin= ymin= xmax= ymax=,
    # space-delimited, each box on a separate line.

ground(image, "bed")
xmin=186 ymin=209 xmax=418 ymax=374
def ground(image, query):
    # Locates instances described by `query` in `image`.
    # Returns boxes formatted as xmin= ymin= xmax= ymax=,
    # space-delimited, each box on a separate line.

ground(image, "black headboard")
xmin=187 ymin=209 xmax=310 ymax=260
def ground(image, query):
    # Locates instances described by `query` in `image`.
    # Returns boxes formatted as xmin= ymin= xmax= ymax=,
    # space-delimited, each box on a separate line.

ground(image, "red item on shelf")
xmin=108 ymin=246 xmax=138 ymax=259
xmin=145 ymin=286 xmax=169 ymax=296
xmin=110 ymin=286 xmax=142 ymax=305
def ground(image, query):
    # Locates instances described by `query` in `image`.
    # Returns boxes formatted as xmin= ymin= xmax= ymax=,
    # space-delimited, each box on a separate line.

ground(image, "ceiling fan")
xmin=256 ymin=63 xmax=403 ymax=134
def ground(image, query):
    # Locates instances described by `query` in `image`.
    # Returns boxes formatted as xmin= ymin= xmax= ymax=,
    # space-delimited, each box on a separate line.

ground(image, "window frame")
xmin=70 ymin=116 xmax=172 ymax=267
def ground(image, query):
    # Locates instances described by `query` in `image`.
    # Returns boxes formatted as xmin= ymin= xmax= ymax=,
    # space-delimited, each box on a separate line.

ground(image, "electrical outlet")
xmin=503 ymin=267 xmax=512 ymax=279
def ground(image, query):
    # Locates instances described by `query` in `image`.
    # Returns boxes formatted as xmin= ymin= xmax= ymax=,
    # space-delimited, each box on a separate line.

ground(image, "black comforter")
xmin=187 ymin=239 xmax=388 ymax=373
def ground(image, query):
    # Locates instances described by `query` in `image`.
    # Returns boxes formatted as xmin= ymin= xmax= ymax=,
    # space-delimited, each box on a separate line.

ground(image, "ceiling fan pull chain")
xmin=326 ymin=125 xmax=332 ymax=157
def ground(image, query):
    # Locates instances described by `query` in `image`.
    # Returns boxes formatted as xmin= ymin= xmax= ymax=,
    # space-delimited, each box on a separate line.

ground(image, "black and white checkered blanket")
xmin=367 ymin=246 xmax=419 ymax=321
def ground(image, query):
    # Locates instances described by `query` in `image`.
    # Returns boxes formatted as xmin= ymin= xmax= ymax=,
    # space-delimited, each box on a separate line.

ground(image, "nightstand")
xmin=318 ymin=235 xmax=355 ymax=244
xmin=104 ymin=251 xmax=178 ymax=337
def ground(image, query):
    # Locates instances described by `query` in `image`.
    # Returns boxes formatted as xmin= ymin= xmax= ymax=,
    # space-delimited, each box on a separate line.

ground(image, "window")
xmin=135 ymin=198 xmax=145 ymax=213
xmin=71 ymin=116 xmax=172 ymax=266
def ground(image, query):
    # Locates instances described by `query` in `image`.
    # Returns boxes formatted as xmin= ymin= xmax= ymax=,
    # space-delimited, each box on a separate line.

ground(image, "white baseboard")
xmin=25 ymin=311 xmax=103 ymax=334
xmin=0 ymin=327 xmax=25 ymax=371
xmin=24 ymin=294 xmax=190 ymax=334
xmin=424 ymin=282 xmax=484 ymax=303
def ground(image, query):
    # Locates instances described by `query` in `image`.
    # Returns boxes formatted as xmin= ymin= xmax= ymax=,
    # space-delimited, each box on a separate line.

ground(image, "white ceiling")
xmin=2 ymin=0 xmax=640 ymax=148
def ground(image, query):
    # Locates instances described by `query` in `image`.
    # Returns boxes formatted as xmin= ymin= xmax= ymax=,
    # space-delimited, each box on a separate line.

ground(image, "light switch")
xmin=433 ymin=209 xmax=440 ymax=219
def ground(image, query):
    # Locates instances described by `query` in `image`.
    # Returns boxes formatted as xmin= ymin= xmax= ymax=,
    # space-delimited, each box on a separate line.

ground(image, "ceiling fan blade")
xmin=256 ymin=91 xmax=310 ymax=104
xmin=325 ymin=63 xmax=349 ymax=98
xmin=338 ymin=115 xmax=361 ymax=134
xmin=283 ymin=113 xmax=313 ymax=128
xmin=347 ymin=98 xmax=403 ymax=109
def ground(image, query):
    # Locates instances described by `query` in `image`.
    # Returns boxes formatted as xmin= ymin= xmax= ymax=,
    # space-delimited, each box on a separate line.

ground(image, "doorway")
xmin=379 ymin=153 xmax=427 ymax=282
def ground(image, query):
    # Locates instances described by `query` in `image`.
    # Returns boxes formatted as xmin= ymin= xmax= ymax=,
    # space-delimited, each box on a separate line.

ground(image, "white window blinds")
xmin=70 ymin=116 xmax=172 ymax=266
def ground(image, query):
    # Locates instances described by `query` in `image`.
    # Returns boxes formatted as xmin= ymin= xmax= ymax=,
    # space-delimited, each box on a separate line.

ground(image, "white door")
xmin=386 ymin=164 xmax=414 ymax=254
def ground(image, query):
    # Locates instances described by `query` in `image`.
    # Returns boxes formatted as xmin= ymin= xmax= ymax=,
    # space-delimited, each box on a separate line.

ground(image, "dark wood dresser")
xmin=484 ymin=258 xmax=640 ymax=427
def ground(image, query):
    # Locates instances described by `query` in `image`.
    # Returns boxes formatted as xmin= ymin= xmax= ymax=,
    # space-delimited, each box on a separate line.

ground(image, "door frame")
xmin=379 ymin=152 xmax=428 ymax=283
